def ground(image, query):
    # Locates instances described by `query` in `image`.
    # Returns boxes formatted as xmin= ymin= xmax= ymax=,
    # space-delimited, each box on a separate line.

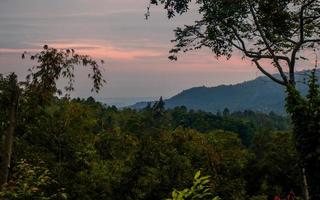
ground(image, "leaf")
xmin=194 ymin=170 xmax=201 ymax=179
xmin=61 ymin=193 xmax=68 ymax=199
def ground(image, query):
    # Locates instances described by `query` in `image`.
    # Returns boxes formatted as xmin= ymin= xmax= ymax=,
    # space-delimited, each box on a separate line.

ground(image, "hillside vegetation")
xmin=1 ymin=95 xmax=300 ymax=199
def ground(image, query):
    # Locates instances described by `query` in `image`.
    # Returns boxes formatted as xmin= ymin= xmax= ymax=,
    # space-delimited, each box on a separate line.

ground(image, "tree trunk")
xmin=302 ymin=167 xmax=310 ymax=200
xmin=0 ymin=74 xmax=19 ymax=186
xmin=286 ymin=80 xmax=320 ymax=200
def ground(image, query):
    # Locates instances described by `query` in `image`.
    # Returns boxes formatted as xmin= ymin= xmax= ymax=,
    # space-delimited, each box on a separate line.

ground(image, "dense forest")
xmin=1 ymin=91 xmax=301 ymax=199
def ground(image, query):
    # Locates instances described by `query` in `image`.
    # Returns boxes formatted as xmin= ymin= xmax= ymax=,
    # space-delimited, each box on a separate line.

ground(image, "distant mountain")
xmin=98 ymin=97 xmax=159 ymax=108
xmin=131 ymin=71 xmax=315 ymax=114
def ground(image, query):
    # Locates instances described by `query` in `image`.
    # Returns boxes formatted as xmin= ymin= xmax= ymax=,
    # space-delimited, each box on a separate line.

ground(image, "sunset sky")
xmin=0 ymin=0 xmax=272 ymax=99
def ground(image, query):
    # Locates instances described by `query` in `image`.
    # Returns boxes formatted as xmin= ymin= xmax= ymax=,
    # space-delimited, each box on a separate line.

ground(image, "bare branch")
xmin=304 ymin=38 xmax=320 ymax=43
xmin=253 ymin=59 xmax=286 ymax=86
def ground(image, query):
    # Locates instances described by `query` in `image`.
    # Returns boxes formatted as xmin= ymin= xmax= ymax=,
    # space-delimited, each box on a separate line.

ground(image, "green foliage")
xmin=167 ymin=171 xmax=220 ymax=200
xmin=0 ymin=159 xmax=67 ymax=200
xmin=245 ymin=131 xmax=300 ymax=198
xmin=0 ymin=87 xmax=300 ymax=200
xmin=0 ymin=95 xmax=300 ymax=199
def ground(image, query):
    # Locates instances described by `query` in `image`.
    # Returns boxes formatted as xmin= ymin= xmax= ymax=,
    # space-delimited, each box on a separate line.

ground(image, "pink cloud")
xmin=37 ymin=41 xmax=165 ymax=60
xmin=0 ymin=48 xmax=39 ymax=54
xmin=0 ymin=40 xmax=165 ymax=61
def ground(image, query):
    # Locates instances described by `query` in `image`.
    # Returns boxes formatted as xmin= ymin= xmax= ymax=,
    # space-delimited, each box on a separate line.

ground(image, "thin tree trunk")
xmin=0 ymin=74 xmax=19 ymax=186
xmin=302 ymin=167 xmax=310 ymax=200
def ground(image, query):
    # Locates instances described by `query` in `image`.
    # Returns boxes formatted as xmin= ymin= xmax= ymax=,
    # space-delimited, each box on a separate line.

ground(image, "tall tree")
xmin=149 ymin=0 xmax=320 ymax=199
xmin=0 ymin=45 xmax=105 ymax=186
xmin=0 ymin=74 xmax=20 ymax=185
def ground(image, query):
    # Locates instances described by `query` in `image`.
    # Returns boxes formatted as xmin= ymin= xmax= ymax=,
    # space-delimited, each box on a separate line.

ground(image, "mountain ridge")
xmin=130 ymin=71 xmax=316 ymax=114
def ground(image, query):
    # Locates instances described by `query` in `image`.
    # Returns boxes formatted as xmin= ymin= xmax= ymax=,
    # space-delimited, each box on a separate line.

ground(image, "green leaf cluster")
xmin=167 ymin=171 xmax=220 ymax=200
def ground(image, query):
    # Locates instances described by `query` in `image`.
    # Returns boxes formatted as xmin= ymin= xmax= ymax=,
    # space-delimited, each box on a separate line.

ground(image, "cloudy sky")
xmin=0 ymin=0 xmax=267 ymax=99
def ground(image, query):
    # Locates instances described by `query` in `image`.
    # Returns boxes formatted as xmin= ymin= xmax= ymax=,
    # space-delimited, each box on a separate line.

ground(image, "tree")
xmin=149 ymin=0 xmax=319 ymax=86
xmin=0 ymin=45 xmax=105 ymax=186
xmin=286 ymin=69 xmax=320 ymax=200
xmin=149 ymin=1 xmax=320 ymax=199
xmin=0 ymin=74 xmax=20 ymax=186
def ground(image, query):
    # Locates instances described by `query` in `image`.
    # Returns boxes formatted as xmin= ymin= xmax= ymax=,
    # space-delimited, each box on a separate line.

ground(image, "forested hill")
xmin=131 ymin=72 xmax=313 ymax=114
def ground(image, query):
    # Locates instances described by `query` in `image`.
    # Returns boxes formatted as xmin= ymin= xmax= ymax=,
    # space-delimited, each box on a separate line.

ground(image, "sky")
xmin=0 ymin=0 xmax=268 ymax=99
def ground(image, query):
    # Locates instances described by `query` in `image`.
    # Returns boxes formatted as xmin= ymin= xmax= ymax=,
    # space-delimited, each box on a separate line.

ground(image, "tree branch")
xmin=247 ymin=0 xmax=289 ymax=84
xmin=253 ymin=59 xmax=286 ymax=86
xmin=289 ymin=0 xmax=317 ymax=84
